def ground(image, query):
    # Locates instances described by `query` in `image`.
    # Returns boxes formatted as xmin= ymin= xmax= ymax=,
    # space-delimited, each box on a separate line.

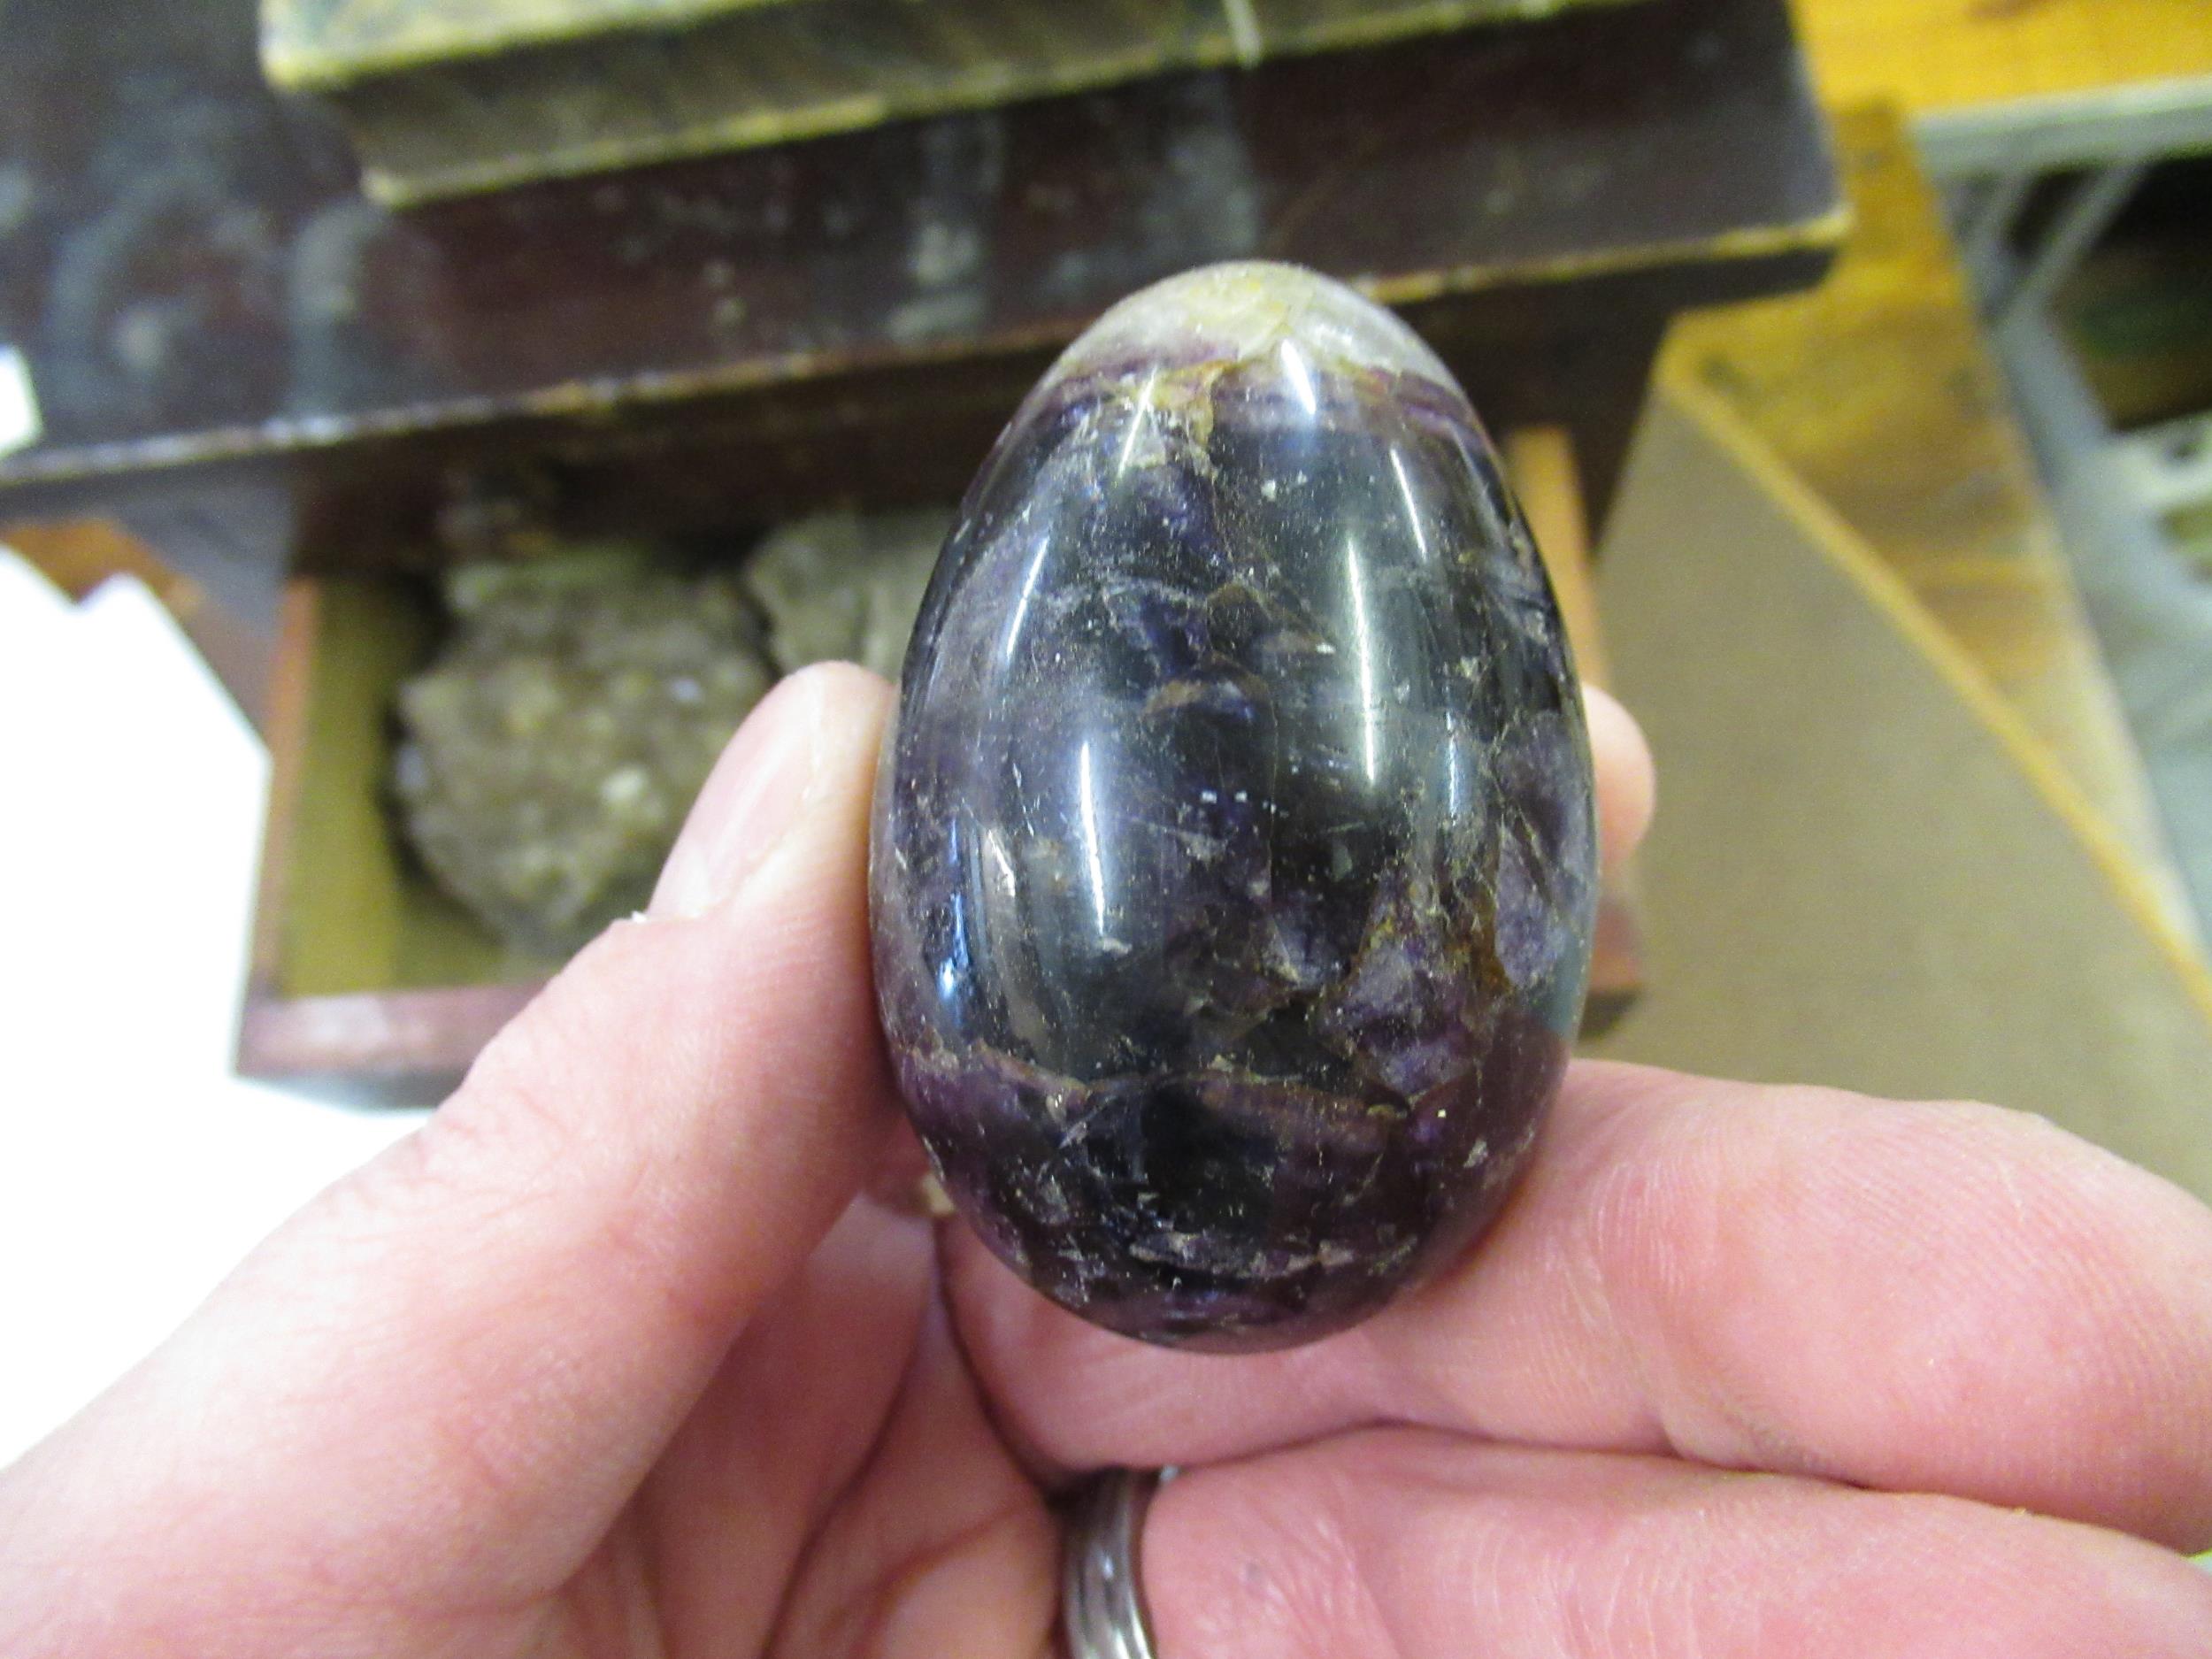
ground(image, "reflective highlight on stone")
xmin=871 ymin=262 xmax=1596 ymax=1350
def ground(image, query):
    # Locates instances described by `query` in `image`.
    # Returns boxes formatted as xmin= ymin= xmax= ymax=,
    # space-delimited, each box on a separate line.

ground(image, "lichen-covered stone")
xmin=394 ymin=547 xmax=774 ymax=956
xmin=871 ymin=262 xmax=1596 ymax=1351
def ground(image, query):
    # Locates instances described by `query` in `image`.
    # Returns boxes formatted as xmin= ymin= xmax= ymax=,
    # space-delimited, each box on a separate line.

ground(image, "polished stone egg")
xmin=870 ymin=261 xmax=1596 ymax=1351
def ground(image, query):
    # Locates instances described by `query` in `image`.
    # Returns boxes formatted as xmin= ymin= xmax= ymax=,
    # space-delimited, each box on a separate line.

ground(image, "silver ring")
xmin=1061 ymin=1466 xmax=1165 ymax=1659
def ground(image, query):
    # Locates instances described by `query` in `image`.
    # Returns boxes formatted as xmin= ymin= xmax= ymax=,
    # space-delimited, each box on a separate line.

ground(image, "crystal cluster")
xmin=396 ymin=551 xmax=774 ymax=958
xmin=395 ymin=511 xmax=947 ymax=957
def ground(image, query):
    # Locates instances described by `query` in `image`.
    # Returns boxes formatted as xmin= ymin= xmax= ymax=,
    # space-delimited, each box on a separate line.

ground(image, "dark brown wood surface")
xmin=0 ymin=0 xmax=1837 ymax=512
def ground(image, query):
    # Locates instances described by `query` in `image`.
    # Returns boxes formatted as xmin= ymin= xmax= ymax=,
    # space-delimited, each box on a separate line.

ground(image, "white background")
xmin=0 ymin=552 xmax=425 ymax=1468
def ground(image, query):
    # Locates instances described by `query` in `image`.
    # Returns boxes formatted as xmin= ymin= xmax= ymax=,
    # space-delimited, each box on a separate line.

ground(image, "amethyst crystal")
xmin=871 ymin=262 xmax=1596 ymax=1351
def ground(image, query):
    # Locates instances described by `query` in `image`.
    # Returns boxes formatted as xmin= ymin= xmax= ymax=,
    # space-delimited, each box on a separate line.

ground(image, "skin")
xmin=2 ymin=662 xmax=2208 ymax=1657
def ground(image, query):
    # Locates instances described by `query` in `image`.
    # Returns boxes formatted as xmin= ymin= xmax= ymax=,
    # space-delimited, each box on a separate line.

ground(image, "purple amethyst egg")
xmin=870 ymin=262 xmax=1596 ymax=1351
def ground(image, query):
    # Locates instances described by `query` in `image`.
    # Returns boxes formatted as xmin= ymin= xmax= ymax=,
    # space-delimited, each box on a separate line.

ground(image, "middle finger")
xmin=949 ymin=1060 xmax=2212 ymax=1550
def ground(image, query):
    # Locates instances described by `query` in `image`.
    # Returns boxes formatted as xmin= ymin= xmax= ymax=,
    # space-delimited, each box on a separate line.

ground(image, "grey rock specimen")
xmin=743 ymin=508 xmax=951 ymax=680
xmin=394 ymin=547 xmax=775 ymax=956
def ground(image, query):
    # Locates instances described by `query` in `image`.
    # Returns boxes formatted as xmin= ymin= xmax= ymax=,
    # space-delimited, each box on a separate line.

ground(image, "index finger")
xmin=948 ymin=1060 xmax=2212 ymax=1552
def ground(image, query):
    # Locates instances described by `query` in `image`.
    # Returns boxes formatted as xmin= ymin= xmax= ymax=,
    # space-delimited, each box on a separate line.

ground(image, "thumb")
xmin=1 ymin=663 xmax=899 ymax=1636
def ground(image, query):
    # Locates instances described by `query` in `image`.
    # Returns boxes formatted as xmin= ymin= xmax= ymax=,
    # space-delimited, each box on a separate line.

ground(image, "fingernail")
xmin=650 ymin=671 xmax=826 ymax=918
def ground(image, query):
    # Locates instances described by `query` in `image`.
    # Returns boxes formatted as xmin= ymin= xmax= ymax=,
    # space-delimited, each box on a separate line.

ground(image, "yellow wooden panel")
xmin=1594 ymin=380 xmax=2212 ymax=1190
xmin=1663 ymin=105 xmax=2200 ymax=951
xmin=1792 ymin=0 xmax=2212 ymax=114
xmin=279 ymin=577 xmax=557 ymax=997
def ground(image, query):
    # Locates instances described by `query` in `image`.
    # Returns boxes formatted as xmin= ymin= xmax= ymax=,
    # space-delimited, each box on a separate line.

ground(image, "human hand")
xmin=3 ymin=663 xmax=2208 ymax=1656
